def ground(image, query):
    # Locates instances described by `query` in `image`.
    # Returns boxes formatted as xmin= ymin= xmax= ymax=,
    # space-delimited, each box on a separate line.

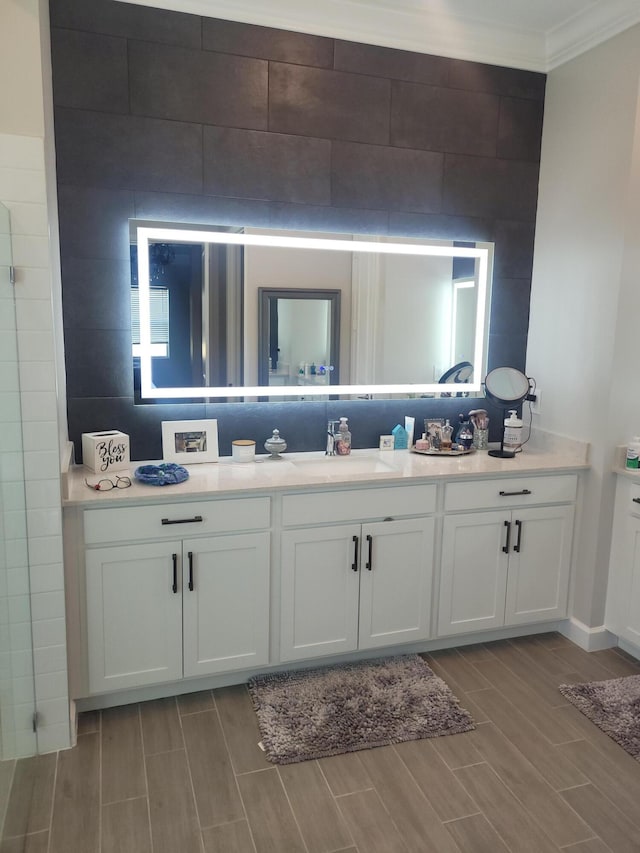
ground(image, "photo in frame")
xmin=161 ymin=419 xmax=219 ymax=464
xmin=425 ymin=418 xmax=444 ymax=449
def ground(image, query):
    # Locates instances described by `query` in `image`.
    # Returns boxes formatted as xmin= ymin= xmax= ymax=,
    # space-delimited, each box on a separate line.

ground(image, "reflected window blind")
xmin=131 ymin=287 xmax=170 ymax=347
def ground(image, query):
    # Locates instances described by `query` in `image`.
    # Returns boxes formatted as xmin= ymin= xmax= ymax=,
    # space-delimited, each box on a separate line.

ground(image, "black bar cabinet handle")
xmin=502 ymin=520 xmax=511 ymax=554
xmin=633 ymin=498 xmax=640 ymax=504
xmin=161 ymin=515 xmax=204 ymax=526
xmin=172 ymin=553 xmax=178 ymax=593
xmin=514 ymin=519 xmax=523 ymax=553
xmin=352 ymin=535 xmax=359 ymax=572
xmin=366 ymin=534 xmax=373 ymax=570
xmin=188 ymin=551 xmax=194 ymax=591
xmin=499 ymin=489 xmax=532 ymax=497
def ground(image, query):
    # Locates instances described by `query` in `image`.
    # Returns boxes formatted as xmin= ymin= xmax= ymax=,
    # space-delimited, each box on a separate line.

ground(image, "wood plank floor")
xmin=2 ymin=633 xmax=640 ymax=853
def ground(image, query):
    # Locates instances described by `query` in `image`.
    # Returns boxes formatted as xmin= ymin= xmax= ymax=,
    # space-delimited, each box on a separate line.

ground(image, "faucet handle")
xmin=326 ymin=421 xmax=338 ymax=455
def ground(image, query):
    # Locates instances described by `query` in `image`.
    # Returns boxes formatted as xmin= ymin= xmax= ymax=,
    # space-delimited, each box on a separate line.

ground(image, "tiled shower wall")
xmin=50 ymin=0 xmax=545 ymax=461
xmin=0 ymin=132 xmax=70 ymax=755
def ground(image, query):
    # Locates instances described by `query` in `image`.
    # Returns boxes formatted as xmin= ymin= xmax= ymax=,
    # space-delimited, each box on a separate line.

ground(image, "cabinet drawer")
xmin=282 ymin=484 xmax=436 ymax=526
xmin=444 ymin=474 xmax=577 ymax=512
xmin=84 ymin=497 xmax=270 ymax=545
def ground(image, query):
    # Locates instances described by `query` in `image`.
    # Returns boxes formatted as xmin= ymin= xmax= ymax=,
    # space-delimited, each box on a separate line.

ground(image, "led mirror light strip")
xmin=136 ymin=226 xmax=491 ymax=400
xmin=451 ymin=278 xmax=476 ymax=366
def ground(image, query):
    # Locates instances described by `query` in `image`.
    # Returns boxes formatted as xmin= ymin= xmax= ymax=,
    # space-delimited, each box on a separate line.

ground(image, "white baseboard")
xmin=617 ymin=637 xmax=640 ymax=661
xmin=559 ymin=618 xmax=617 ymax=651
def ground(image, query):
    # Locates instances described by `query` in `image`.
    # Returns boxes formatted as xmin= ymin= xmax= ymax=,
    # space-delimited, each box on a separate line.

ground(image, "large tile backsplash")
xmin=49 ymin=0 xmax=545 ymax=461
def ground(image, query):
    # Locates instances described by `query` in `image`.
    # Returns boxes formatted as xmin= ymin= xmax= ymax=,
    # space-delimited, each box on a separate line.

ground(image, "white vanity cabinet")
xmin=279 ymin=485 xmax=436 ymax=662
xmin=438 ymin=475 xmax=577 ymax=637
xmin=82 ymin=498 xmax=270 ymax=694
xmin=64 ymin=451 xmax=587 ymax=706
xmin=606 ymin=478 xmax=640 ymax=651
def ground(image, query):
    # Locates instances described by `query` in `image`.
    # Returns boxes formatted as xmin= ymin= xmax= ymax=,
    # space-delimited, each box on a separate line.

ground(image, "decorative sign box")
xmin=82 ymin=431 xmax=130 ymax=474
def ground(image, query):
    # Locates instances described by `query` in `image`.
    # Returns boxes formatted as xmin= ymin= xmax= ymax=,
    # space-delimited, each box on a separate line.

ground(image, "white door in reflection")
xmin=259 ymin=287 xmax=340 ymax=395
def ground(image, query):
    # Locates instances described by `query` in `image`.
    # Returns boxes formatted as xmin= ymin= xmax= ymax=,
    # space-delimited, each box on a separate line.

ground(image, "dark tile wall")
xmin=49 ymin=0 xmax=544 ymax=461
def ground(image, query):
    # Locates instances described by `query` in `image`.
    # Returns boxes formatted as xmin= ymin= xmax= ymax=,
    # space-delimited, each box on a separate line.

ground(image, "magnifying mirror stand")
xmin=483 ymin=366 xmax=531 ymax=459
xmin=488 ymin=408 xmax=516 ymax=459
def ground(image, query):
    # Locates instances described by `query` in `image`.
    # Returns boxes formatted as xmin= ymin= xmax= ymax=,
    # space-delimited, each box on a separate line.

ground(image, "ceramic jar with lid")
xmin=264 ymin=429 xmax=287 ymax=459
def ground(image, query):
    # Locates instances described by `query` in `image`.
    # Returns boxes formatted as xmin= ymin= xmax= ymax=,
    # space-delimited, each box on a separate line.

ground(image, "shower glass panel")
xmin=0 ymin=202 xmax=37 ymax=758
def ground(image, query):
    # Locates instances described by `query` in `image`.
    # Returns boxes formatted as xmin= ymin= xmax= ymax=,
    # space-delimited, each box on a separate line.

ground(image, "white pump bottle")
xmin=503 ymin=410 xmax=523 ymax=453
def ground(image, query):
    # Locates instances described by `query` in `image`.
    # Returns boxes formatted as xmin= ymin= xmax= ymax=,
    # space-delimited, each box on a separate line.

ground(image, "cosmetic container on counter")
xmin=503 ymin=410 xmax=523 ymax=453
xmin=625 ymin=436 xmax=640 ymax=469
xmin=232 ymin=439 xmax=256 ymax=462
xmin=415 ymin=433 xmax=430 ymax=451
xmin=441 ymin=420 xmax=453 ymax=451
xmin=336 ymin=418 xmax=351 ymax=455
xmin=456 ymin=418 xmax=474 ymax=450
xmin=264 ymin=429 xmax=287 ymax=459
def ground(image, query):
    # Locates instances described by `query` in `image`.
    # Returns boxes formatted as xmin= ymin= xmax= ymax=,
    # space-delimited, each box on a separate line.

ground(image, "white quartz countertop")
xmin=64 ymin=437 xmax=590 ymax=508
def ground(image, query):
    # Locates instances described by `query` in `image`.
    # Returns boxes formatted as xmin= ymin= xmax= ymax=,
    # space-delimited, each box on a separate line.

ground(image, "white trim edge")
xmin=559 ymin=618 xmax=617 ymax=652
xmin=113 ymin=0 xmax=640 ymax=73
xmin=617 ymin=637 xmax=640 ymax=662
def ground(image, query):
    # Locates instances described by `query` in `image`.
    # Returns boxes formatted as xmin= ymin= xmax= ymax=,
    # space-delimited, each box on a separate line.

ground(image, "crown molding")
xmin=114 ymin=0 xmax=640 ymax=73
xmin=546 ymin=0 xmax=640 ymax=70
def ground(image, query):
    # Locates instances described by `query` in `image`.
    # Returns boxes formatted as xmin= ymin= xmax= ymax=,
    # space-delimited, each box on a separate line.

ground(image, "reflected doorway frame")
xmin=258 ymin=288 xmax=341 ymax=390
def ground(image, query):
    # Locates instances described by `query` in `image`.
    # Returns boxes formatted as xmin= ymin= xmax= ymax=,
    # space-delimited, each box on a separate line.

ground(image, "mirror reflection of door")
xmin=258 ymin=289 xmax=340 ymax=392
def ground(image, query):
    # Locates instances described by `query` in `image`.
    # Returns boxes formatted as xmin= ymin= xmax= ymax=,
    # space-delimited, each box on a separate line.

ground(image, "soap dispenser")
xmin=503 ymin=410 xmax=523 ymax=453
xmin=336 ymin=417 xmax=352 ymax=455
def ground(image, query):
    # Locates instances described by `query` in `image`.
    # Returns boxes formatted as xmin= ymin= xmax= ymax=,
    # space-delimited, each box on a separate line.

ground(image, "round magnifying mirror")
xmin=484 ymin=367 xmax=531 ymax=459
xmin=484 ymin=367 xmax=530 ymax=406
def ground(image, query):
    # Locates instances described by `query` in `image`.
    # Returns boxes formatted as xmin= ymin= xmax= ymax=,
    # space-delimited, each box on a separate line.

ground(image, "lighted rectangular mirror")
xmin=132 ymin=224 xmax=493 ymax=401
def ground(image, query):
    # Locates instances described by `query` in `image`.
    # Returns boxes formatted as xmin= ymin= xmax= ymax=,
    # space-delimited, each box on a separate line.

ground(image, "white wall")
xmin=0 ymin=0 xmax=70 ymax=754
xmin=527 ymin=24 xmax=640 ymax=626
xmin=0 ymin=1 xmax=45 ymax=137
xmin=378 ymin=254 xmax=453 ymax=384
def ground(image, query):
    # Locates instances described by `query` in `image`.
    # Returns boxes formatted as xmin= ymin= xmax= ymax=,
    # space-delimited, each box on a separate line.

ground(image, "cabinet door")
xmin=505 ymin=505 xmax=574 ymax=625
xmin=182 ymin=533 xmax=270 ymax=678
xmin=438 ymin=511 xmax=509 ymax=636
xmin=358 ymin=518 xmax=434 ymax=650
xmin=86 ymin=542 xmax=183 ymax=694
xmin=619 ymin=513 xmax=640 ymax=646
xmin=280 ymin=525 xmax=360 ymax=662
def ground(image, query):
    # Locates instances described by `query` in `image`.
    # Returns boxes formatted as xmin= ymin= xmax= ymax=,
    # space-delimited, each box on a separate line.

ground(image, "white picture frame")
xmin=161 ymin=419 xmax=219 ymax=464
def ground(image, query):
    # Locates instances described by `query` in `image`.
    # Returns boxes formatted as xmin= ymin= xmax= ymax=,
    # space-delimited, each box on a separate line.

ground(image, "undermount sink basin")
xmin=291 ymin=455 xmax=397 ymax=476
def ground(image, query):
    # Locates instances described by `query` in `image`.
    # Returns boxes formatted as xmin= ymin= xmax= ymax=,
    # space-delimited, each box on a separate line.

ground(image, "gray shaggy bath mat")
xmin=559 ymin=674 xmax=640 ymax=760
xmin=247 ymin=654 xmax=475 ymax=765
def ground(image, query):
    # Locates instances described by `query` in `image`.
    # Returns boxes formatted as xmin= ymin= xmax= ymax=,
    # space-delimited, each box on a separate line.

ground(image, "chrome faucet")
xmin=326 ymin=420 xmax=338 ymax=455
